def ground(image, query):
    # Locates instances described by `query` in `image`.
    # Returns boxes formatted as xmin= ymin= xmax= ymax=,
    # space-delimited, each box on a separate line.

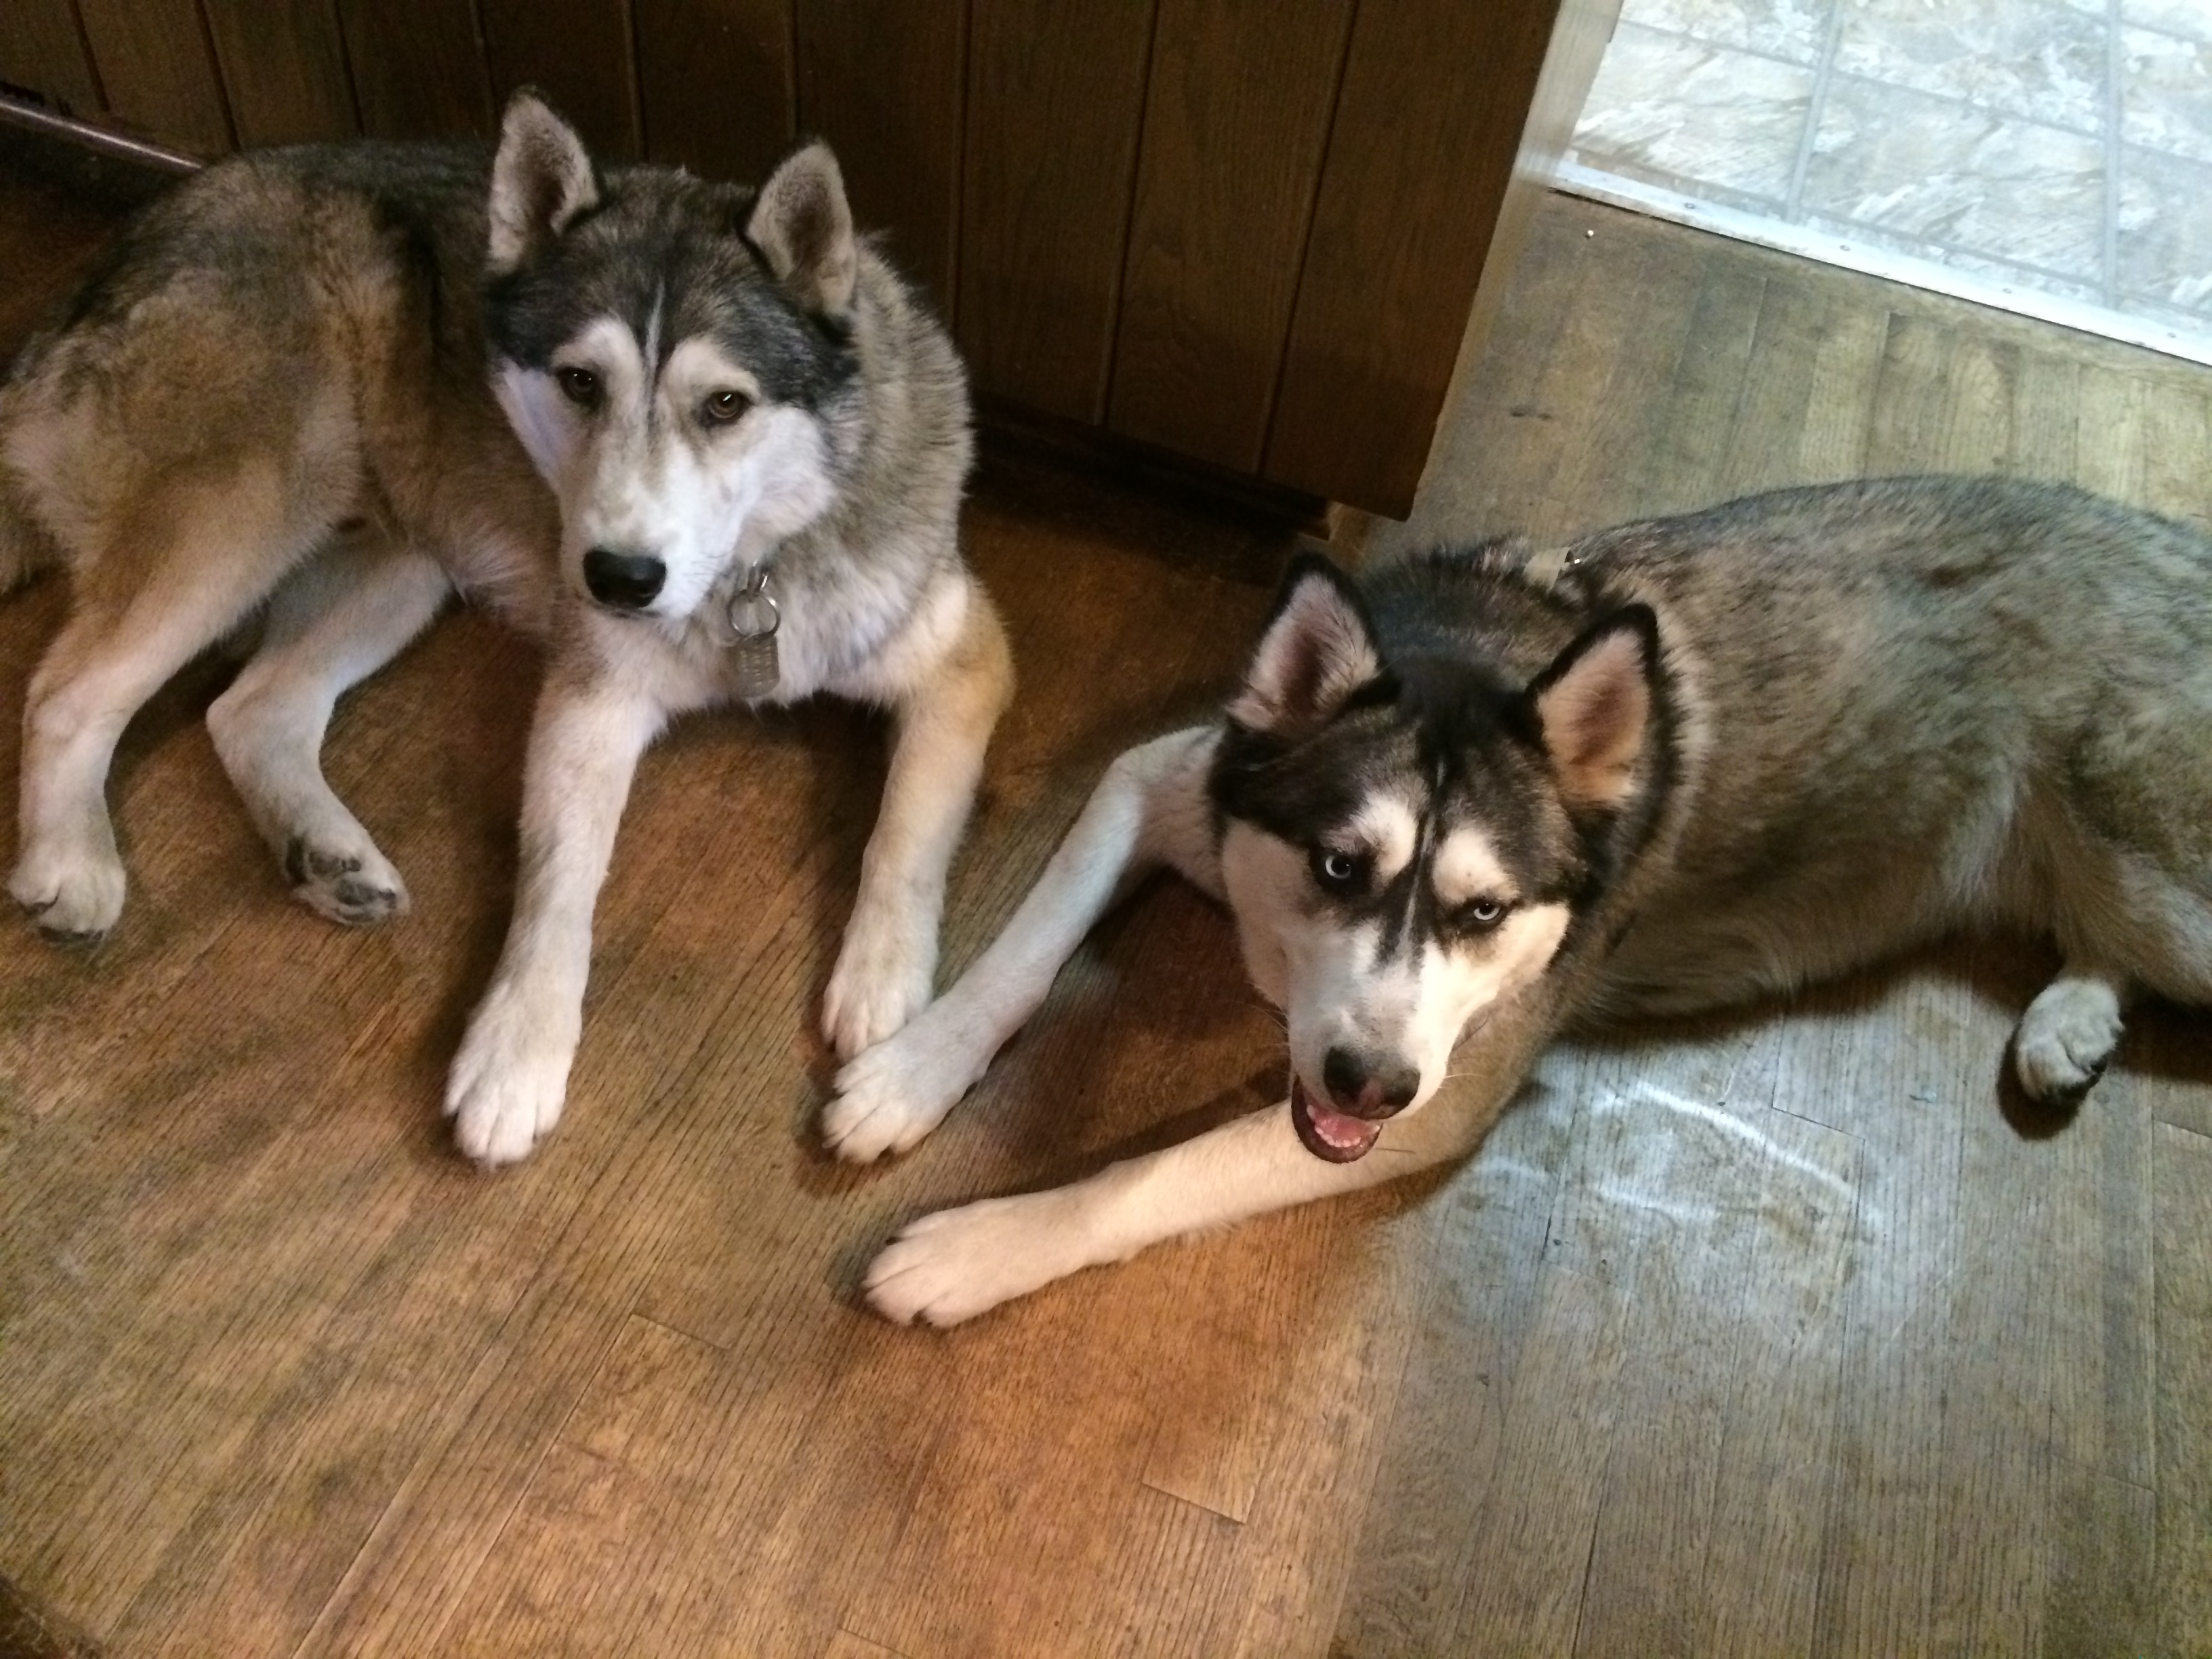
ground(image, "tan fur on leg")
xmin=822 ymin=583 xmax=1014 ymax=1059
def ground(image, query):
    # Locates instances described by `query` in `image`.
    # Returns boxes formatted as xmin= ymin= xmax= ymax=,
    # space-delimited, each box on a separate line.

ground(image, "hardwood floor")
xmin=1 ymin=149 xmax=2207 ymax=1657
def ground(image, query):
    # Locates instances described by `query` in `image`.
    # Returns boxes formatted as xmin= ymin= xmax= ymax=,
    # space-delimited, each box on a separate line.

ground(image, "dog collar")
xmin=726 ymin=561 xmax=781 ymax=699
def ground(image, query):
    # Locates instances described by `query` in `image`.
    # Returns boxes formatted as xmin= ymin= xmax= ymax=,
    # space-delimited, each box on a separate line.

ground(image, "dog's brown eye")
xmin=701 ymin=389 xmax=752 ymax=426
xmin=556 ymin=366 xmax=600 ymax=408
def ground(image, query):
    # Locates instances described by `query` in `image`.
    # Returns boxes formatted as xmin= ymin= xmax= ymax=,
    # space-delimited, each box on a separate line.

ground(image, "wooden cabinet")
xmin=0 ymin=0 xmax=1616 ymax=516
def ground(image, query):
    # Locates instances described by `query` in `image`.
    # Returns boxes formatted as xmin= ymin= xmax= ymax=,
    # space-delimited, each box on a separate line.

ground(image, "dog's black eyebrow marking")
xmin=1364 ymin=796 xmax=1445 ymax=965
xmin=644 ymin=276 xmax=668 ymax=388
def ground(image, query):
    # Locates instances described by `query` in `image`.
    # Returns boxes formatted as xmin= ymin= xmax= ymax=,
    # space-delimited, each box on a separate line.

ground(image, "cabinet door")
xmin=1106 ymin=0 xmax=1355 ymax=476
xmin=796 ymin=0 xmax=966 ymax=321
xmin=0 ymin=0 xmax=103 ymax=121
xmin=1264 ymin=0 xmax=1570 ymax=515
xmin=339 ymin=0 xmax=495 ymax=140
xmin=638 ymin=0 xmax=794 ymax=184
xmin=957 ymin=0 xmax=1155 ymax=425
xmin=74 ymin=0 xmax=233 ymax=155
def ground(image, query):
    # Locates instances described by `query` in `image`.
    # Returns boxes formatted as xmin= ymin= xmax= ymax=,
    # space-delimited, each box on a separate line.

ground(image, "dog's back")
xmin=0 ymin=141 xmax=558 ymax=620
xmin=1468 ymin=477 xmax=2212 ymax=1019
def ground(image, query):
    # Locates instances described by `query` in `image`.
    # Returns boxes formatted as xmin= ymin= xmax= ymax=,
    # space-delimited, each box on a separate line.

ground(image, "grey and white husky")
xmin=829 ymin=476 xmax=2212 ymax=1325
xmin=0 ymin=92 xmax=1010 ymax=1164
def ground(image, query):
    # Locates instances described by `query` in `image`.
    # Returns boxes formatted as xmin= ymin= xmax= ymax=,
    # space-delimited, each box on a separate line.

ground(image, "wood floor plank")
xmin=2044 ymin=1457 xmax=2156 ymax=1659
xmin=821 ymin=1633 xmax=907 ymax=1659
xmin=2142 ymin=377 xmax=2212 ymax=529
xmin=1210 ymin=1193 xmax=1430 ymax=1658
xmin=1555 ymin=1025 xmax=1780 ymax=1656
xmin=1787 ymin=298 xmax=1887 ymax=483
xmin=1706 ymin=274 xmax=1833 ymax=498
xmin=1693 ymin=1102 xmax=1858 ymax=1659
xmin=1525 ymin=228 xmax=1712 ymax=543
xmin=1627 ymin=259 xmax=1771 ymax=518
xmin=2009 ymin=350 xmax=2082 ymax=482
xmin=1927 ymin=952 xmax=2064 ymax=1655
xmin=1326 ymin=1065 xmax=1581 ymax=1657
xmin=1805 ymin=973 xmax=1974 ymax=1659
xmin=298 ymin=834 xmax=864 ymax=1656
xmin=2070 ymin=363 xmax=2151 ymax=502
xmin=1439 ymin=1263 xmax=1631 ymax=1652
xmin=2038 ymin=1046 xmax=2157 ymax=1495
xmin=2153 ymin=1122 xmax=2212 ymax=1656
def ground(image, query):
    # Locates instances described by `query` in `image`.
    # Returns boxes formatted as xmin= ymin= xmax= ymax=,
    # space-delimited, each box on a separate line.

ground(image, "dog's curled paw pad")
xmin=824 ymin=1015 xmax=989 ymax=1162
xmin=444 ymin=985 xmax=578 ymax=1168
xmin=11 ymin=846 xmax=125 ymax=944
xmin=824 ymin=1047 xmax=943 ymax=1165
xmin=2013 ymin=981 xmax=2124 ymax=1107
xmin=285 ymin=834 xmax=409 ymax=927
xmin=862 ymin=1194 xmax=1086 ymax=1326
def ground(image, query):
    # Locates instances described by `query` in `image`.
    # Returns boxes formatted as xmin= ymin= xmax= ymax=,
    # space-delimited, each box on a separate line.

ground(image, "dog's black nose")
xmin=582 ymin=548 xmax=665 ymax=609
xmin=1322 ymin=1045 xmax=1420 ymax=1119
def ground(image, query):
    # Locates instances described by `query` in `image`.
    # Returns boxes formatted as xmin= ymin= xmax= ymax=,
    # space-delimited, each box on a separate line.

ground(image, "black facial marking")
xmin=485 ymin=168 xmax=857 ymax=410
xmin=1214 ymin=546 xmax=1680 ymax=970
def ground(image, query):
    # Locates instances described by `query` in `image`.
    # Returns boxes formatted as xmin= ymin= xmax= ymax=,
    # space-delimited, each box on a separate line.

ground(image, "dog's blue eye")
xmin=556 ymin=366 xmax=600 ymax=408
xmin=702 ymin=390 xmax=752 ymax=426
xmin=1465 ymin=898 xmax=1507 ymax=929
xmin=1312 ymin=848 xmax=1364 ymax=892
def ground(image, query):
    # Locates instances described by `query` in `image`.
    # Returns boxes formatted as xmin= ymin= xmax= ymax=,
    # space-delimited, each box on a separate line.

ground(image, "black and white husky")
xmin=1 ymin=93 xmax=1010 ymax=1165
xmin=827 ymin=476 xmax=2212 ymax=1324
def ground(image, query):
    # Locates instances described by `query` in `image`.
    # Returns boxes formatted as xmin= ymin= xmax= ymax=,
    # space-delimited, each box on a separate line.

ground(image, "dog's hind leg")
xmin=11 ymin=469 xmax=329 ymax=942
xmin=207 ymin=537 xmax=451 ymax=925
xmin=823 ymin=723 xmax=1220 ymax=1163
xmin=2014 ymin=846 xmax=2212 ymax=1107
xmin=862 ymin=977 xmax=1561 ymax=1326
xmin=2013 ymin=964 xmax=2131 ymax=1108
xmin=821 ymin=579 xmax=1015 ymax=1060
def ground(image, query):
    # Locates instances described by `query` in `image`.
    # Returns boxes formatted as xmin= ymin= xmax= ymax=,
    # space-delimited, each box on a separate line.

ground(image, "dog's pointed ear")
xmin=1227 ymin=554 xmax=1385 ymax=735
xmin=1528 ymin=606 xmax=1659 ymax=809
xmin=747 ymin=140 xmax=857 ymax=322
xmin=488 ymin=89 xmax=599 ymax=274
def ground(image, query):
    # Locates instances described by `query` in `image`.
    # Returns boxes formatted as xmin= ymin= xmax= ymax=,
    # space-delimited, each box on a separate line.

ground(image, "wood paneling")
xmin=336 ymin=0 xmax=493 ymax=141
xmin=795 ymin=0 xmax=966 ymax=319
xmin=0 ymin=0 xmax=102 ymax=120
xmin=478 ymin=0 xmax=640 ymax=158
xmin=958 ymin=0 xmax=1156 ymax=423
xmin=203 ymin=0 xmax=359 ymax=147
xmin=73 ymin=0 xmax=231 ymax=155
xmin=1263 ymin=0 xmax=1569 ymax=514
xmin=1105 ymin=0 xmax=1353 ymax=473
xmin=635 ymin=0 xmax=792 ymax=185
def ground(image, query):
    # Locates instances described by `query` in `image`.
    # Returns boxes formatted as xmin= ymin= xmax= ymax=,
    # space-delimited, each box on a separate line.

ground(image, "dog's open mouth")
xmin=1290 ymin=1076 xmax=1380 ymax=1163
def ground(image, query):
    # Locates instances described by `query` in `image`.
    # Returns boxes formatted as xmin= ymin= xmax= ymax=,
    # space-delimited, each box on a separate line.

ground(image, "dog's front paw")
xmin=821 ymin=902 xmax=936 ymax=1061
xmin=2013 ymin=977 xmax=2125 ymax=1107
xmin=864 ymin=1190 xmax=1099 ymax=1326
xmin=10 ymin=837 xmax=126 ymax=944
xmin=823 ymin=1011 xmax=988 ymax=1163
xmin=444 ymin=979 xmax=580 ymax=1167
xmin=285 ymin=832 xmax=409 ymax=927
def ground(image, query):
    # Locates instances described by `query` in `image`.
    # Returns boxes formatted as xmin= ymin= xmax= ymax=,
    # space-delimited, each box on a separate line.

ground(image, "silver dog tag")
xmin=728 ymin=566 xmax=781 ymax=700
